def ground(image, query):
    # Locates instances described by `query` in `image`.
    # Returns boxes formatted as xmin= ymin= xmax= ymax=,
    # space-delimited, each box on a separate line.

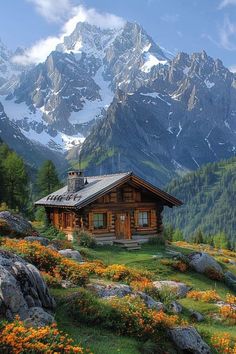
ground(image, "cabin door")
xmin=115 ymin=212 xmax=131 ymax=239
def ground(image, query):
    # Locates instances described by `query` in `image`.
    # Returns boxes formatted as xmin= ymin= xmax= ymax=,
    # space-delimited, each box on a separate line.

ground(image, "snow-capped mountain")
xmin=0 ymin=22 xmax=169 ymax=152
xmin=81 ymin=51 xmax=236 ymax=185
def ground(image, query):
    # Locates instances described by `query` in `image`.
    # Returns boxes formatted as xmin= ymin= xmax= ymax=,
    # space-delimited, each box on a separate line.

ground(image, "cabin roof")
xmin=35 ymin=171 xmax=183 ymax=209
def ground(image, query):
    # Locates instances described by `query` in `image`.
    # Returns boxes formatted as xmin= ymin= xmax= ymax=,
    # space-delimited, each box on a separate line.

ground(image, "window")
xmin=93 ymin=213 xmax=107 ymax=229
xmin=138 ymin=211 xmax=149 ymax=227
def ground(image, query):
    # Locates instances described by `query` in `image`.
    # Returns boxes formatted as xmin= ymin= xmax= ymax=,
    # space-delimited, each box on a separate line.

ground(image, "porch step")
xmin=113 ymin=239 xmax=141 ymax=250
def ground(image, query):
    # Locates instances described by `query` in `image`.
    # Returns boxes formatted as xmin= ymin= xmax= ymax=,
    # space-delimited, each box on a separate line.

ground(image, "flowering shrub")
xmin=0 ymin=238 xmax=88 ymax=286
xmin=0 ymin=317 xmax=85 ymax=353
xmin=68 ymin=289 xmax=179 ymax=341
xmin=187 ymin=290 xmax=220 ymax=302
xmin=41 ymin=271 xmax=63 ymax=288
xmin=226 ymin=294 xmax=236 ymax=305
xmin=172 ymin=260 xmax=189 ymax=272
xmin=100 ymin=264 xmax=152 ymax=283
xmin=219 ymin=305 xmax=236 ymax=325
xmin=204 ymin=267 xmax=223 ymax=281
xmin=130 ymin=279 xmax=160 ymax=300
xmin=211 ymin=333 xmax=236 ymax=353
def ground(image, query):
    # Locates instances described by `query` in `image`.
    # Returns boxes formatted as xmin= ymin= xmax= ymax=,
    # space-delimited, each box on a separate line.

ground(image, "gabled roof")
xmin=35 ymin=171 xmax=182 ymax=209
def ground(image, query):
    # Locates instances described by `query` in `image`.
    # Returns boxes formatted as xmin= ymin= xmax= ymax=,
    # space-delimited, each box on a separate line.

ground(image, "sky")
xmin=1 ymin=0 xmax=236 ymax=70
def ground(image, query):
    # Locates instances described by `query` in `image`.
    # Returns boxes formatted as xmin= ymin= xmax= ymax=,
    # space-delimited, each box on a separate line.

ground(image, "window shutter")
xmin=134 ymin=210 xmax=139 ymax=227
xmin=150 ymin=210 xmax=157 ymax=228
xmin=88 ymin=212 xmax=94 ymax=231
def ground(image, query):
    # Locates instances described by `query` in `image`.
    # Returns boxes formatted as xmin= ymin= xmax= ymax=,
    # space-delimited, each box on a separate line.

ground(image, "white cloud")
xmin=12 ymin=5 xmax=125 ymax=65
xmin=161 ymin=14 xmax=179 ymax=23
xmin=219 ymin=16 xmax=236 ymax=50
xmin=219 ymin=0 xmax=236 ymax=9
xmin=26 ymin=0 xmax=71 ymax=22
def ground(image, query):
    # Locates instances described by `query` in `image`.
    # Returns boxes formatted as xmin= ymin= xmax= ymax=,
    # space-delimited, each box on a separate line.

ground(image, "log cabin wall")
xmin=46 ymin=183 xmax=165 ymax=241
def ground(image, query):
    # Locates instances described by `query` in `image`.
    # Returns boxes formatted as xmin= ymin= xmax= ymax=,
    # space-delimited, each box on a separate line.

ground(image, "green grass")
xmin=51 ymin=242 xmax=236 ymax=353
xmin=51 ymin=288 xmax=141 ymax=354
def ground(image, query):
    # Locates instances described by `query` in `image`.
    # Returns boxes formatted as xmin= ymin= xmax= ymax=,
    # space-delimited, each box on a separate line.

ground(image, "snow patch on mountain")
xmin=141 ymin=53 xmax=168 ymax=73
xmin=204 ymin=79 xmax=215 ymax=89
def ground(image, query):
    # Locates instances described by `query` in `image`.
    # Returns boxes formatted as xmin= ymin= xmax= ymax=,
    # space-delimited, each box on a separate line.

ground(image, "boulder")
xmin=0 ymin=249 xmax=55 ymax=327
xmin=0 ymin=211 xmax=33 ymax=238
xmin=24 ymin=307 xmax=54 ymax=327
xmin=188 ymin=252 xmax=223 ymax=277
xmin=58 ymin=249 xmax=83 ymax=262
xmin=224 ymin=271 xmax=236 ymax=292
xmin=24 ymin=236 xmax=50 ymax=246
xmin=153 ymin=280 xmax=190 ymax=298
xmin=189 ymin=310 xmax=204 ymax=322
xmin=169 ymin=301 xmax=182 ymax=314
xmin=88 ymin=283 xmax=132 ymax=298
xmin=168 ymin=326 xmax=211 ymax=354
xmin=137 ymin=292 xmax=165 ymax=311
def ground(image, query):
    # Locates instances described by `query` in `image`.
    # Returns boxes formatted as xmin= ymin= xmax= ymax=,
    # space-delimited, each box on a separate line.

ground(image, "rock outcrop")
xmin=0 ymin=211 xmax=33 ymax=238
xmin=168 ymin=326 xmax=211 ymax=353
xmin=224 ymin=271 xmax=236 ymax=292
xmin=153 ymin=280 xmax=190 ymax=298
xmin=0 ymin=249 xmax=55 ymax=327
xmin=188 ymin=252 xmax=223 ymax=277
xmin=24 ymin=236 xmax=50 ymax=246
xmin=58 ymin=249 xmax=83 ymax=262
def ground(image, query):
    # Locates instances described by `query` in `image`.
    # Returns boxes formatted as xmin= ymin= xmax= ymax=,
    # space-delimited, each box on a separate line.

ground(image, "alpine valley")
xmin=0 ymin=20 xmax=236 ymax=184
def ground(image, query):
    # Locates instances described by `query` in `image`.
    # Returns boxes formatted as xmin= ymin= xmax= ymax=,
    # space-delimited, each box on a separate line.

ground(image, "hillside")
xmin=164 ymin=157 xmax=236 ymax=247
xmin=1 ymin=234 xmax=236 ymax=353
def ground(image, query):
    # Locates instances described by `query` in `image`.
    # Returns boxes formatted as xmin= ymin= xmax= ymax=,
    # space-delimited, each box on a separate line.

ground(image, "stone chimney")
xmin=67 ymin=171 xmax=85 ymax=193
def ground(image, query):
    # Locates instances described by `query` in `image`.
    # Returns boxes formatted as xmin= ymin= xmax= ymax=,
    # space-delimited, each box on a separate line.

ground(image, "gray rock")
xmin=188 ymin=252 xmax=223 ymax=276
xmin=190 ymin=310 xmax=205 ymax=322
xmin=169 ymin=301 xmax=182 ymax=314
xmin=153 ymin=280 xmax=190 ymax=298
xmin=25 ymin=236 xmax=50 ymax=246
xmin=58 ymin=249 xmax=83 ymax=262
xmin=224 ymin=271 xmax=236 ymax=292
xmin=137 ymin=291 xmax=165 ymax=311
xmin=24 ymin=307 xmax=54 ymax=328
xmin=168 ymin=326 xmax=211 ymax=354
xmin=0 ymin=249 xmax=55 ymax=326
xmin=0 ymin=211 xmax=33 ymax=237
xmin=88 ymin=283 xmax=132 ymax=298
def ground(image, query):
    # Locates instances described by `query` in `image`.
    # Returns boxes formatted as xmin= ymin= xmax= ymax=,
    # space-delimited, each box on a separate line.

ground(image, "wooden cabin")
xmin=35 ymin=171 xmax=182 ymax=244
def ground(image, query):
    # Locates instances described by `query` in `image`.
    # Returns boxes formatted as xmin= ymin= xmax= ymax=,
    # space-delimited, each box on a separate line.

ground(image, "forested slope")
xmin=164 ymin=157 xmax=236 ymax=248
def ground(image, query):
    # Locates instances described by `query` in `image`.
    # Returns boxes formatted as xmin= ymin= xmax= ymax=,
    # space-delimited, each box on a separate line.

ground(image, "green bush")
xmin=147 ymin=235 xmax=165 ymax=246
xmin=74 ymin=230 xmax=96 ymax=248
xmin=41 ymin=225 xmax=66 ymax=241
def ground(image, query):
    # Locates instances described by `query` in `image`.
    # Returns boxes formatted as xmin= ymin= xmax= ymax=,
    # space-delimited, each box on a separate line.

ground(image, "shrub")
xmin=187 ymin=290 xmax=220 ymax=302
xmin=226 ymin=294 xmax=236 ymax=305
xmin=219 ymin=305 xmax=236 ymax=324
xmin=130 ymin=279 xmax=160 ymax=300
xmin=67 ymin=289 xmax=179 ymax=341
xmin=41 ymin=225 xmax=66 ymax=241
xmin=156 ymin=286 xmax=179 ymax=306
xmin=147 ymin=235 xmax=165 ymax=246
xmin=50 ymin=238 xmax=72 ymax=250
xmin=73 ymin=230 xmax=96 ymax=248
xmin=211 ymin=332 xmax=236 ymax=353
xmin=204 ymin=267 xmax=224 ymax=281
xmin=41 ymin=271 xmax=63 ymax=288
xmin=101 ymin=264 xmax=152 ymax=283
xmin=0 ymin=317 xmax=85 ymax=353
xmin=172 ymin=260 xmax=188 ymax=272
xmin=1 ymin=238 xmax=88 ymax=286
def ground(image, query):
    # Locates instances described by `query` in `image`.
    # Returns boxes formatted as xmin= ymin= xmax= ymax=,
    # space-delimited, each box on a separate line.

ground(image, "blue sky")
xmin=1 ymin=0 xmax=236 ymax=70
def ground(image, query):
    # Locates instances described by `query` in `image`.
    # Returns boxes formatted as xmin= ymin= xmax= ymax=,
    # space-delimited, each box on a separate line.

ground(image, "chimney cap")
xmin=68 ymin=170 xmax=84 ymax=176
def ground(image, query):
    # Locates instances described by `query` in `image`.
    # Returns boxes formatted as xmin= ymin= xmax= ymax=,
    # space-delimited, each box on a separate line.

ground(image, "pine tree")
xmin=36 ymin=160 xmax=61 ymax=198
xmin=3 ymin=151 xmax=29 ymax=211
xmin=172 ymin=228 xmax=184 ymax=242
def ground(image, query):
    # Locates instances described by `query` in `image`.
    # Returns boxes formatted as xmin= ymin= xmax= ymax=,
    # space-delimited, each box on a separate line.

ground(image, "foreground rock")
xmin=189 ymin=310 xmax=204 ymax=322
xmin=0 ymin=211 xmax=33 ymax=238
xmin=58 ymin=249 xmax=83 ymax=262
xmin=0 ymin=249 xmax=55 ymax=327
xmin=24 ymin=236 xmax=50 ymax=246
xmin=88 ymin=283 xmax=164 ymax=310
xmin=188 ymin=252 xmax=223 ymax=277
xmin=153 ymin=280 xmax=190 ymax=298
xmin=169 ymin=301 xmax=182 ymax=314
xmin=168 ymin=326 xmax=211 ymax=354
xmin=224 ymin=271 xmax=236 ymax=292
